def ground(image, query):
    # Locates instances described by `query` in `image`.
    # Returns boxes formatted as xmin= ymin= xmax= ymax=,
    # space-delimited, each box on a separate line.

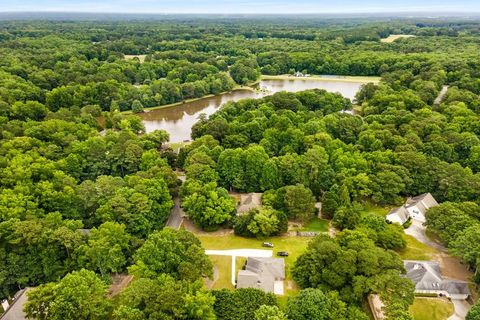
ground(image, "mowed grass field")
xmin=409 ymin=298 xmax=454 ymax=320
xmin=398 ymin=235 xmax=440 ymax=260
xmin=198 ymin=234 xmax=312 ymax=295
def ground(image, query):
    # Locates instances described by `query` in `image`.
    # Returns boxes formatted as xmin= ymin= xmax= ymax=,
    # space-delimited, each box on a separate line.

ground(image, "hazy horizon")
xmin=1 ymin=0 xmax=480 ymax=14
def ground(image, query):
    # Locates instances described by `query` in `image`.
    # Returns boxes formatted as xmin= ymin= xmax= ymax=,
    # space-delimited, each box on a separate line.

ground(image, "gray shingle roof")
xmin=404 ymin=261 xmax=470 ymax=296
xmin=237 ymin=257 xmax=285 ymax=292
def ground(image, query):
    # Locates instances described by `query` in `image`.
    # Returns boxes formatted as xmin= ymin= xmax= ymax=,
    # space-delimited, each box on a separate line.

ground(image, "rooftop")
xmin=237 ymin=193 xmax=263 ymax=214
xmin=237 ymin=257 xmax=285 ymax=294
xmin=404 ymin=261 xmax=470 ymax=296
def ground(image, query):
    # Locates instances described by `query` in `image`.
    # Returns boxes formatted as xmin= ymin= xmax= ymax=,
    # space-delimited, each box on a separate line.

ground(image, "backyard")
xmin=399 ymin=235 xmax=440 ymax=261
xmin=198 ymin=234 xmax=312 ymax=295
xmin=409 ymin=298 xmax=454 ymax=320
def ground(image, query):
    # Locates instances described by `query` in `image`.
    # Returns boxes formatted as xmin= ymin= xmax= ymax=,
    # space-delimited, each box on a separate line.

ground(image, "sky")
xmin=0 ymin=0 xmax=479 ymax=14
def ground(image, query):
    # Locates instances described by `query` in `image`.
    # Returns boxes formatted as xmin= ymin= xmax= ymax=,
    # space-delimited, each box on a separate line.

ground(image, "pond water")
xmin=139 ymin=78 xmax=372 ymax=143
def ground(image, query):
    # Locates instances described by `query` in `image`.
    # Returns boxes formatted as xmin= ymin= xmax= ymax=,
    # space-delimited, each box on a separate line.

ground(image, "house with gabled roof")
xmin=236 ymin=257 xmax=285 ymax=295
xmin=386 ymin=206 xmax=410 ymax=225
xmin=404 ymin=193 xmax=439 ymax=223
xmin=404 ymin=260 xmax=470 ymax=300
xmin=386 ymin=193 xmax=438 ymax=225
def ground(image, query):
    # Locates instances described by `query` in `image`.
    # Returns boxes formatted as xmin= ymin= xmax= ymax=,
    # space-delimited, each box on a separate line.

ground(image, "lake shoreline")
xmin=261 ymin=74 xmax=381 ymax=83
xmin=123 ymin=86 xmax=257 ymax=115
xmin=123 ymin=74 xmax=379 ymax=114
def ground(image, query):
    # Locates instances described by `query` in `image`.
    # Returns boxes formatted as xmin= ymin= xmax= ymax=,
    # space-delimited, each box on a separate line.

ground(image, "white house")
xmin=386 ymin=193 xmax=438 ymax=225
xmin=404 ymin=193 xmax=439 ymax=223
xmin=386 ymin=206 xmax=410 ymax=225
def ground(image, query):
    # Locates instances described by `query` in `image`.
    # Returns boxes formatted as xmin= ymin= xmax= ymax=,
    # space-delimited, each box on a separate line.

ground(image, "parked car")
xmin=262 ymin=242 xmax=274 ymax=248
xmin=277 ymin=251 xmax=289 ymax=257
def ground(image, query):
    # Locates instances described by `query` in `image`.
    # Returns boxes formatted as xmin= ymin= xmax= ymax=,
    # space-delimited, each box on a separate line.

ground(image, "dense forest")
xmin=1 ymin=16 xmax=480 ymax=320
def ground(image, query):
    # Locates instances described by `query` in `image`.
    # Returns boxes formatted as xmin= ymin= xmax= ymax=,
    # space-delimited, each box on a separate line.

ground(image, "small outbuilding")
xmin=236 ymin=193 xmax=263 ymax=214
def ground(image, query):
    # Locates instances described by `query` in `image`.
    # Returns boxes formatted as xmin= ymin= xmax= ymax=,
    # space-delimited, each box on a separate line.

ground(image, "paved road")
xmin=449 ymin=299 xmax=470 ymax=320
xmin=404 ymin=220 xmax=446 ymax=252
xmin=1 ymin=288 xmax=30 ymax=320
xmin=205 ymin=249 xmax=273 ymax=285
xmin=165 ymin=198 xmax=185 ymax=229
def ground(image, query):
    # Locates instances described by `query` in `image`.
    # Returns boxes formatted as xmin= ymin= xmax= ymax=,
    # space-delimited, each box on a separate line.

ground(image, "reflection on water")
xmin=139 ymin=78 xmax=367 ymax=143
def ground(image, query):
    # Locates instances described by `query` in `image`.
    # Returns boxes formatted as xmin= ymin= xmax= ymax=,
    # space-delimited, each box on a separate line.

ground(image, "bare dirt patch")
xmin=182 ymin=217 xmax=234 ymax=236
xmin=381 ymin=34 xmax=416 ymax=43
xmin=436 ymin=253 xmax=474 ymax=282
xmin=108 ymin=274 xmax=133 ymax=297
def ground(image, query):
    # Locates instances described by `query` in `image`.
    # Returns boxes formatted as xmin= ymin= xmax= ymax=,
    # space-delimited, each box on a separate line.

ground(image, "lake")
xmin=139 ymin=77 xmax=376 ymax=143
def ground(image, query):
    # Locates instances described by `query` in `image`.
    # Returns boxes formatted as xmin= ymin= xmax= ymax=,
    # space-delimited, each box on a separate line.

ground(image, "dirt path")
xmin=108 ymin=274 xmax=134 ymax=297
xmin=182 ymin=218 xmax=234 ymax=236
xmin=434 ymin=85 xmax=449 ymax=105
xmin=204 ymin=265 xmax=219 ymax=289
xmin=328 ymin=221 xmax=337 ymax=237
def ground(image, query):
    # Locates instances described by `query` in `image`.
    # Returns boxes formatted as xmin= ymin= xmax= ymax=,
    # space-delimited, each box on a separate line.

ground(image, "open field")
xmin=409 ymin=298 xmax=454 ymax=320
xmin=261 ymin=74 xmax=381 ymax=83
xmin=124 ymin=54 xmax=147 ymax=62
xmin=359 ymin=202 xmax=391 ymax=217
xmin=198 ymin=234 xmax=311 ymax=295
xmin=399 ymin=235 xmax=440 ymax=260
xmin=381 ymin=34 xmax=416 ymax=43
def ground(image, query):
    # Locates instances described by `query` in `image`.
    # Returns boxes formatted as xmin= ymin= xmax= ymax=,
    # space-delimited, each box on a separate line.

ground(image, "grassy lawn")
xmin=398 ymin=235 xmax=440 ymax=261
xmin=409 ymin=298 xmax=454 ymax=320
xmin=359 ymin=202 xmax=391 ymax=217
xmin=198 ymin=234 xmax=312 ymax=295
xmin=209 ymin=255 xmax=234 ymax=289
xmin=300 ymin=218 xmax=329 ymax=232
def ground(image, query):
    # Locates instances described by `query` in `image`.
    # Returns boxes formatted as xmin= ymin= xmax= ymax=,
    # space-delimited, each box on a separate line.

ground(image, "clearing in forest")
xmin=381 ymin=34 xmax=416 ymax=43
xmin=124 ymin=54 xmax=147 ymax=62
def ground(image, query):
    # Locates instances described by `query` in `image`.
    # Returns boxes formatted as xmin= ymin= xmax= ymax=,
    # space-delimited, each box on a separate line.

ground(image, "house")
xmin=404 ymin=261 xmax=470 ymax=300
xmin=386 ymin=206 xmax=410 ymax=225
xmin=404 ymin=193 xmax=439 ymax=223
xmin=386 ymin=193 xmax=438 ymax=225
xmin=237 ymin=257 xmax=285 ymax=295
xmin=236 ymin=193 xmax=263 ymax=214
